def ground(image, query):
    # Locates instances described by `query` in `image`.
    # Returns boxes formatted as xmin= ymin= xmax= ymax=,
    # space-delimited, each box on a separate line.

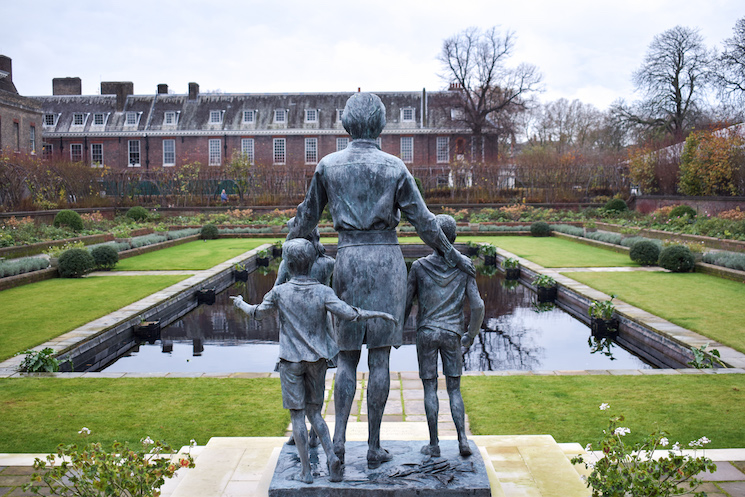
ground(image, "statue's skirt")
xmin=333 ymin=230 xmax=406 ymax=351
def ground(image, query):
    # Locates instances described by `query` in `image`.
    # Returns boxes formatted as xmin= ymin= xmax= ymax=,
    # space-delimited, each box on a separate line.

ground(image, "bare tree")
xmin=439 ymin=26 xmax=542 ymax=160
xmin=613 ymin=26 xmax=712 ymax=141
xmin=715 ymin=17 xmax=745 ymax=105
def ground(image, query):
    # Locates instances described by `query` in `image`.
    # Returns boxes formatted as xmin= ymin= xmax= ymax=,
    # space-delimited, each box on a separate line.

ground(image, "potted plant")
xmin=272 ymin=240 xmax=283 ymax=258
xmin=480 ymin=243 xmax=497 ymax=266
xmin=478 ymin=264 xmax=498 ymax=277
xmin=256 ymin=248 xmax=272 ymax=267
xmin=196 ymin=287 xmax=216 ymax=305
xmin=588 ymin=294 xmax=617 ymax=338
xmin=234 ymin=263 xmax=248 ymax=282
xmin=465 ymin=240 xmax=480 ymax=257
xmin=133 ymin=317 xmax=161 ymax=343
xmin=503 ymin=257 xmax=520 ymax=280
xmin=532 ymin=274 xmax=557 ymax=303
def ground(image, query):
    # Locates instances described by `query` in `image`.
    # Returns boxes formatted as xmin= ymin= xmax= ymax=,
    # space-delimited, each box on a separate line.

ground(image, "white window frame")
xmin=401 ymin=107 xmax=415 ymax=122
xmin=91 ymin=143 xmax=104 ymax=167
xmin=164 ymin=111 xmax=177 ymax=125
xmin=42 ymin=143 xmax=53 ymax=160
xmin=337 ymin=109 xmax=344 ymax=122
xmin=305 ymin=138 xmax=318 ymax=164
xmin=93 ymin=113 xmax=105 ymax=126
xmin=125 ymin=112 xmax=138 ymax=126
xmin=243 ymin=110 xmax=255 ymax=123
xmin=208 ymin=139 xmax=222 ymax=166
xmin=336 ymin=137 xmax=349 ymax=152
xmin=29 ymin=126 xmax=36 ymax=152
xmin=241 ymin=138 xmax=255 ymax=163
xmin=72 ymin=113 xmax=85 ymax=126
xmin=400 ymin=136 xmax=413 ymax=163
xmin=436 ymin=137 xmax=449 ymax=164
xmin=305 ymin=109 xmax=318 ymax=123
xmin=273 ymin=138 xmax=286 ymax=165
xmin=163 ymin=139 xmax=176 ymax=166
xmin=44 ymin=113 xmax=56 ymax=127
xmin=128 ymin=140 xmax=141 ymax=167
xmin=209 ymin=110 xmax=223 ymax=124
xmin=70 ymin=143 xmax=83 ymax=162
xmin=274 ymin=109 xmax=286 ymax=123
xmin=376 ymin=137 xmax=382 ymax=149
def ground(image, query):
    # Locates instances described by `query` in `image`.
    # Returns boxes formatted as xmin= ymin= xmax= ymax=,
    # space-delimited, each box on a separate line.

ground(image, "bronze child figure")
xmin=231 ymin=239 xmax=395 ymax=484
xmin=405 ymin=215 xmax=485 ymax=458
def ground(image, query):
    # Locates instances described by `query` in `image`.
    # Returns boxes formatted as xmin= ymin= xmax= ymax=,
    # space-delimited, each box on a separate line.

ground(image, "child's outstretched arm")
xmin=357 ymin=309 xmax=397 ymax=325
xmin=230 ymin=295 xmax=257 ymax=317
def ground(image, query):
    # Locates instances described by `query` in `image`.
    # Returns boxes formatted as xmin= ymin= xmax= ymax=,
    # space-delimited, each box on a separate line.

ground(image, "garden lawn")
xmin=115 ymin=238 xmax=282 ymax=271
xmin=462 ymin=375 xmax=745 ymax=449
xmin=562 ymin=271 xmax=745 ymax=354
xmin=457 ymin=236 xmax=635 ymax=267
xmin=0 ymin=275 xmax=187 ymax=361
xmin=0 ymin=378 xmax=288 ymax=452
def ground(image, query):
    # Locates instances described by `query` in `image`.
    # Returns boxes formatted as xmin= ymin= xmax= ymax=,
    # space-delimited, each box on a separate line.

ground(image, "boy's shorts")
xmin=416 ymin=327 xmax=463 ymax=379
xmin=279 ymin=358 xmax=328 ymax=410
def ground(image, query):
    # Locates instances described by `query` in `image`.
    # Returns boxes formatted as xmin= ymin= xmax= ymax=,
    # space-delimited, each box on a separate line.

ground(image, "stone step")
xmin=169 ymin=424 xmax=590 ymax=497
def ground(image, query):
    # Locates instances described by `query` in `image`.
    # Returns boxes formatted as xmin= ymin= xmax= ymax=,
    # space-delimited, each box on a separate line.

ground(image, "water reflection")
xmin=102 ymin=267 xmax=651 ymax=373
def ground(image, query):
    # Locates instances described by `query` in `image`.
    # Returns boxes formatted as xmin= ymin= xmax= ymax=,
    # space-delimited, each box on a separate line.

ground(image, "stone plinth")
xmin=268 ymin=440 xmax=491 ymax=497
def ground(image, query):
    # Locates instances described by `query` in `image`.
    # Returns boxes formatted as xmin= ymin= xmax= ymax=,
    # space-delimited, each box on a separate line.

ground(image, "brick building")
xmin=35 ymin=79 xmax=497 ymax=177
xmin=0 ymin=56 xmax=42 ymax=155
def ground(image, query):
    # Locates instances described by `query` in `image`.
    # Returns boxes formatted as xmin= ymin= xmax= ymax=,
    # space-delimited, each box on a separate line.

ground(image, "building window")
xmin=305 ymin=138 xmax=318 ymax=164
xmin=14 ymin=122 xmax=19 ymax=150
xmin=336 ymin=137 xmax=349 ymax=151
xmin=73 ymin=113 xmax=85 ymax=126
xmin=243 ymin=110 xmax=255 ymax=123
xmin=164 ymin=111 xmax=176 ymax=125
xmin=400 ymin=136 xmax=413 ymax=163
xmin=91 ymin=143 xmax=103 ymax=167
xmin=42 ymin=143 xmax=53 ymax=160
xmin=44 ymin=113 xmax=56 ymax=126
xmin=128 ymin=140 xmax=141 ymax=167
xmin=93 ymin=113 xmax=105 ymax=126
xmin=436 ymin=137 xmax=449 ymax=163
xmin=209 ymin=110 xmax=222 ymax=124
xmin=125 ymin=112 xmax=138 ymax=126
xmin=70 ymin=143 xmax=83 ymax=162
xmin=401 ymin=108 xmax=415 ymax=122
xmin=208 ymin=139 xmax=221 ymax=165
xmin=376 ymin=137 xmax=382 ymax=149
xmin=305 ymin=109 xmax=318 ymax=123
xmin=273 ymin=138 xmax=286 ymax=164
xmin=163 ymin=139 xmax=175 ymax=166
xmin=274 ymin=109 xmax=286 ymax=123
xmin=451 ymin=108 xmax=464 ymax=120
xmin=241 ymin=138 xmax=254 ymax=163
xmin=337 ymin=109 xmax=344 ymax=122
xmin=29 ymin=126 xmax=36 ymax=152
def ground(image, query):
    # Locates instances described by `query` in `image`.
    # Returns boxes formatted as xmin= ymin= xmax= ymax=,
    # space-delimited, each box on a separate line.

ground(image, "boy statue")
xmin=404 ymin=215 xmax=485 ymax=458
xmin=231 ymin=238 xmax=395 ymax=484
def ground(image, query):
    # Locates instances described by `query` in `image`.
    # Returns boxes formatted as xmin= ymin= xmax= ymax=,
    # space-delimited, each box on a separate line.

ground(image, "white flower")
xmin=613 ymin=427 xmax=631 ymax=436
xmin=78 ymin=427 xmax=91 ymax=435
xmin=672 ymin=442 xmax=680 ymax=451
xmin=659 ymin=437 xmax=669 ymax=447
xmin=698 ymin=436 xmax=710 ymax=445
xmin=141 ymin=436 xmax=154 ymax=445
xmin=689 ymin=439 xmax=701 ymax=448
xmin=585 ymin=443 xmax=592 ymax=452
xmin=599 ymin=403 xmax=610 ymax=411
xmin=190 ymin=439 xmax=198 ymax=448
xmin=587 ymin=462 xmax=596 ymax=469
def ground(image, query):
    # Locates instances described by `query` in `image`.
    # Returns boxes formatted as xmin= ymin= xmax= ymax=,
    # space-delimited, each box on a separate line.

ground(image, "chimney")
xmin=188 ymin=82 xmax=199 ymax=100
xmin=0 ymin=55 xmax=18 ymax=94
xmin=101 ymin=81 xmax=134 ymax=112
xmin=53 ymin=77 xmax=82 ymax=95
xmin=157 ymin=83 xmax=168 ymax=94
xmin=448 ymin=82 xmax=463 ymax=91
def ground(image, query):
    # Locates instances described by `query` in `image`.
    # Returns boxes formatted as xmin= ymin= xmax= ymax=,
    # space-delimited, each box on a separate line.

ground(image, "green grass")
xmin=462 ymin=375 xmax=745 ymax=448
xmin=0 ymin=378 xmax=288 ymax=452
xmin=0 ymin=275 xmax=187 ymax=361
xmin=116 ymin=239 xmax=281 ymax=271
xmin=563 ymin=271 xmax=745 ymax=353
xmin=457 ymin=236 xmax=635 ymax=267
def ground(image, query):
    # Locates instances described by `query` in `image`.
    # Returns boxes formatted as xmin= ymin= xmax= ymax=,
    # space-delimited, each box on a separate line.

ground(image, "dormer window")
xmin=73 ymin=113 xmax=85 ymax=126
xmin=125 ymin=112 xmax=138 ymax=126
xmin=93 ymin=113 xmax=105 ymax=126
xmin=209 ymin=110 xmax=223 ymax=124
xmin=243 ymin=110 xmax=255 ymax=123
xmin=305 ymin=109 xmax=318 ymax=123
xmin=337 ymin=109 xmax=344 ymax=122
xmin=274 ymin=109 xmax=286 ymax=123
xmin=401 ymin=108 xmax=415 ymax=122
xmin=164 ymin=111 xmax=177 ymax=125
xmin=44 ymin=113 xmax=57 ymax=127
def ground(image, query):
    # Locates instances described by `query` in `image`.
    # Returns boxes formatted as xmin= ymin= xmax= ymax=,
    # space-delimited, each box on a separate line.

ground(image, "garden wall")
xmin=631 ymin=195 xmax=745 ymax=215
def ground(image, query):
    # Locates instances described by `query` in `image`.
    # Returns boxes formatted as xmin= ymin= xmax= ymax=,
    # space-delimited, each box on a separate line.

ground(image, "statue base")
xmin=268 ymin=440 xmax=492 ymax=497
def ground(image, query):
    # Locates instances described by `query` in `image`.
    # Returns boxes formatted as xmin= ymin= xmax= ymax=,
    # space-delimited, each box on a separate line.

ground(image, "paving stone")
xmin=701 ymin=462 xmax=745 ymax=481
xmin=0 ymin=468 xmax=35 ymax=476
xmin=732 ymin=461 xmax=745 ymax=473
xmin=718 ymin=481 xmax=745 ymax=496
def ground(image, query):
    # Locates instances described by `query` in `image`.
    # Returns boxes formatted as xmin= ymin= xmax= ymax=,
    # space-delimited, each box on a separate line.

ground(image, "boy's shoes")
xmin=420 ymin=444 xmax=441 ymax=457
xmin=367 ymin=447 xmax=392 ymax=468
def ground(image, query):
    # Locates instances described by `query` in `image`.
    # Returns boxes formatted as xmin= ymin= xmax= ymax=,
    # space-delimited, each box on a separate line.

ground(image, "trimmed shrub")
xmin=0 ymin=257 xmax=50 ymax=278
xmin=58 ymin=248 xmax=95 ymax=278
xmin=126 ymin=206 xmax=149 ymax=222
xmin=586 ymin=231 xmax=623 ymax=245
xmin=669 ymin=204 xmax=697 ymax=219
xmin=604 ymin=198 xmax=628 ymax=213
xmin=620 ymin=236 xmax=661 ymax=248
xmin=551 ymin=224 xmax=585 ymax=237
xmin=201 ymin=224 xmax=219 ymax=240
xmin=91 ymin=245 xmax=119 ymax=270
xmin=703 ymin=251 xmax=745 ymax=271
xmin=530 ymin=221 xmax=551 ymax=237
xmin=658 ymin=245 xmax=696 ymax=273
xmin=629 ymin=240 xmax=661 ymax=266
xmin=53 ymin=210 xmax=84 ymax=231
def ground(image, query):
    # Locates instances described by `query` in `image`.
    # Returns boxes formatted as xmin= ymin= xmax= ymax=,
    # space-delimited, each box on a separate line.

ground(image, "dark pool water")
xmin=102 ymin=267 xmax=651 ymax=373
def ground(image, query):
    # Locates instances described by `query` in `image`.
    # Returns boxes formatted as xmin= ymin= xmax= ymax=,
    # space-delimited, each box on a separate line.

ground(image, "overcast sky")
xmin=1 ymin=0 xmax=742 ymax=111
